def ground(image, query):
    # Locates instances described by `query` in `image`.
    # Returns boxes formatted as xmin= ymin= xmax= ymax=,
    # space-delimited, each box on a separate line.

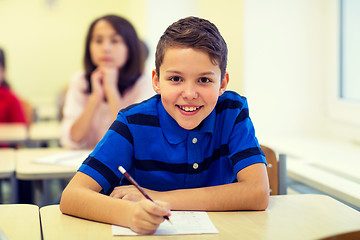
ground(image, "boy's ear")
xmin=219 ymin=72 xmax=229 ymax=96
xmin=152 ymin=69 xmax=161 ymax=94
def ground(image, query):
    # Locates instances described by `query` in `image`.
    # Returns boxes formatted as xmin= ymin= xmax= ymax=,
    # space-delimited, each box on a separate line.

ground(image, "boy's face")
xmin=152 ymin=47 xmax=229 ymax=130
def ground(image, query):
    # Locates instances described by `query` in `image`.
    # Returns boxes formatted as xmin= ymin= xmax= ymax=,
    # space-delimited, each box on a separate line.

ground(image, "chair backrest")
xmin=260 ymin=144 xmax=279 ymax=195
xmin=20 ymin=99 xmax=35 ymax=125
xmin=57 ymin=86 xmax=68 ymax=121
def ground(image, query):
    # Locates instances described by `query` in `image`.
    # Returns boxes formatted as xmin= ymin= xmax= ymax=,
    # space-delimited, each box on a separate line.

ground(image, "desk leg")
xmin=278 ymin=154 xmax=287 ymax=195
xmin=0 ymin=179 xmax=2 ymax=203
xmin=33 ymin=179 xmax=52 ymax=207
xmin=43 ymin=179 xmax=51 ymax=205
xmin=10 ymin=175 xmax=18 ymax=203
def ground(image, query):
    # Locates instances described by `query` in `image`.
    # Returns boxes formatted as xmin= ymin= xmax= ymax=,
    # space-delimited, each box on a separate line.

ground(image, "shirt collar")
xmin=157 ymin=99 xmax=215 ymax=144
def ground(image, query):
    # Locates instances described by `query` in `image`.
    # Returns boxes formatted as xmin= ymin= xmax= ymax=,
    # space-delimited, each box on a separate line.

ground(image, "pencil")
xmin=118 ymin=166 xmax=171 ymax=223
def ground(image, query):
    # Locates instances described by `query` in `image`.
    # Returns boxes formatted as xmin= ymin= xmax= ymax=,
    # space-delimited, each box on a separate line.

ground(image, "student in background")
xmin=0 ymin=48 xmax=26 ymax=125
xmin=61 ymin=15 xmax=153 ymax=149
xmin=60 ymin=16 xmax=269 ymax=234
xmin=0 ymin=48 xmax=33 ymax=204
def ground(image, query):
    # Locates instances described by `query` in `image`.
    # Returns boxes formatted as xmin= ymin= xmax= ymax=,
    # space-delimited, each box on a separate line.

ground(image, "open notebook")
xmin=112 ymin=211 xmax=218 ymax=236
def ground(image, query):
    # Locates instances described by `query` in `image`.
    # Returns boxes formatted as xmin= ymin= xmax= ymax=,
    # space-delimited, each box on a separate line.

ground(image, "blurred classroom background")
xmin=0 ymin=0 xmax=244 ymax=120
xmin=0 ymin=0 xmax=359 ymax=210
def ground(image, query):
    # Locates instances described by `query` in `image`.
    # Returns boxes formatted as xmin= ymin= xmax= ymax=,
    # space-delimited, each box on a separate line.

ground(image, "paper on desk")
xmin=34 ymin=150 xmax=91 ymax=167
xmin=112 ymin=211 xmax=218 ymax=236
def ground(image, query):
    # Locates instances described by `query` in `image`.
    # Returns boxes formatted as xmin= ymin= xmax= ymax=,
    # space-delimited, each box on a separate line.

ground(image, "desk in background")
xmin=0 ymin=123 xmax=27 ymax=145
xmin=261 ymin=135 xmax=360 ymax=209
xmin=0 ymin=148 xmax=16 ymax=203
xmin=0 ymin=204 xmax=41 ymax=240
xmin=28 ymin=120 xmax=61 ymax=147
xmin=16 ymin=148 xmax=80 ymax=206
xmin=40 ymin=194 xmax=360 ymax=240
xmin=0 ymin=121 xmax=61 ymax=147
xmin=0 ymin=148 xmax=15 ymax=179
xmin=16 ymin=148 xmax=79 ymax=180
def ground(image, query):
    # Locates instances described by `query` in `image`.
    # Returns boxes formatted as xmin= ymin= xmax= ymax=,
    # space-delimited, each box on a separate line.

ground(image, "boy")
xmin=60 ymin=16 xmax=269 ymax=235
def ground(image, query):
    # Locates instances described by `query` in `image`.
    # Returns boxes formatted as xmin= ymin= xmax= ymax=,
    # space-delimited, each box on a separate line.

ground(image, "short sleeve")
xmin=60 ymin=72 xmax=90 ymax=149
xmin=228 ymin=97 xmax=266 ymax=174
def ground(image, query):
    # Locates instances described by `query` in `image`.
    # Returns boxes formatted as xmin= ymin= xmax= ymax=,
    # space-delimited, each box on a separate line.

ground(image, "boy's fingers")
xmin=141 ymin=200 xmax=171 ymax=220
xmin=154 ymin=200 xmax=171 ymax=216
xmin=130 ymin=220 xmax=159 ymax=235
xmin=129 ymin=200 xmax=168 ymax=234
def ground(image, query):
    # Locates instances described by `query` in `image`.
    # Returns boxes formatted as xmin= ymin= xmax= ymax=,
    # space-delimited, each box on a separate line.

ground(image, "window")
xmin=340 ymin=0 xmax=360 ymax=102
xmin=327 ymin=0 xmax=360 ymax=131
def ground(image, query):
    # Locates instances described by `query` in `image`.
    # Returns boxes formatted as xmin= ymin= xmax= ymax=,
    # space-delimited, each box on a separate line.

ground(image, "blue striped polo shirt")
xmin=78 ymin=91 xmax=266 ymax=194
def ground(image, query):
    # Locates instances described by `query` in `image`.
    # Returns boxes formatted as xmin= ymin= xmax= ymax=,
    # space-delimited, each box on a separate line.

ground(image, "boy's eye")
xmin=199 ymin=77 xmax=211 ymax=83
xmin=170 ymin=76 xmax=182 ymax=82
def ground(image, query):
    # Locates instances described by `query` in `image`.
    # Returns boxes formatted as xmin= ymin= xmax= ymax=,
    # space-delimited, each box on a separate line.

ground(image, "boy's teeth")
xmin=180 ymin=106 xmax=199 ymax=112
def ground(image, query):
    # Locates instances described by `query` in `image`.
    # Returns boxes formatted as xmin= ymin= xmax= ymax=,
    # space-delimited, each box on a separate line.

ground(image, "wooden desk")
xmin=40 ymin=194 xmax=360 ymax=240
xmin=0 ymin=123 xmax=27 ymax=144
xmin=28 ymin=120 xmax=61 ymax=147
xmin=0 ymin=204 xmax=41 ymax=240
xmin=16 ymin=148 xmax=79 ymax=180
xmin=0 ymin=148 xmax=17 ymax=203
xmin=16 ymin=148 xmax=80 ymax=206
xmin=260 ymin=135 xmax=360 ymax=209
xmin=0 ymin=148 xmax=15 ymax=179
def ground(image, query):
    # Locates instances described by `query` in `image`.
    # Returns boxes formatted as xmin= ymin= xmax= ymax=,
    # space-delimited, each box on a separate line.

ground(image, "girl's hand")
xmin=127 ymin=200 xmax=171 ymax=235
xmin=90 ymin=68 xmax=105 ymax=101
xmin=101 ymin=67 xmax=118 ymax=91
xmin=110 ymin=185 xmax=150 ymax=202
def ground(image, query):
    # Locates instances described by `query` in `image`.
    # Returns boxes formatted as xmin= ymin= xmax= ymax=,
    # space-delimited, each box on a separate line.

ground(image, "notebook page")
xmin=112 ymin=211 xmax=218 ymax=236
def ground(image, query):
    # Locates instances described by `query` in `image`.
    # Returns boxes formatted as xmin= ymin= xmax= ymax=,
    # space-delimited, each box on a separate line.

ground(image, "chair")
xmin=260 ymin=144 xmax=287 ymax=195
xmin=20 ymin=99 xmax=36 ymax=125
xmin=56 ymin=86 xmax=68 ymax=121
xmin=318 ymin=230 xmax=360 ymax=240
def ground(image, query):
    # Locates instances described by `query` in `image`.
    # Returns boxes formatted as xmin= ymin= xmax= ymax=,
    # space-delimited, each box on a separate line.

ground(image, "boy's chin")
xmin=179 ymin=122 xmax=202 ymax=130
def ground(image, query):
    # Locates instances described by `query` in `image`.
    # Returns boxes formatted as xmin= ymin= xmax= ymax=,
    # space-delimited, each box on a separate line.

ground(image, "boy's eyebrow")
xmin=166 ymin=70 xmax=216 ymax=76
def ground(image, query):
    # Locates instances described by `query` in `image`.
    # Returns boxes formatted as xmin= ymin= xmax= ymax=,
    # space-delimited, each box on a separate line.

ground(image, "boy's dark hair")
xmin=155 ymin=16 xmax=228 ymax=80
xmin=84 ymin=15 xmax=142 ymax=94
xmin=0 ymin=48 xmax=9 ymax=88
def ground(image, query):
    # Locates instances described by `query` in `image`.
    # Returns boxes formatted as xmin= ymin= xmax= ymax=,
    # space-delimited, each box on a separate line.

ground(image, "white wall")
xmin=243 ymin=0 xmax=329 ymax=138
xmin=0 ymin=0 xmax=147 ymax=110
xmin=144 ymin=0 xmax=198 ymax=77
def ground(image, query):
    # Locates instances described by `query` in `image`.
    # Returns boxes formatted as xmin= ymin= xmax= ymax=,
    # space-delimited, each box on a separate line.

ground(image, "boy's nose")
xmin=182 ymin=84 xmax=198 ymax=99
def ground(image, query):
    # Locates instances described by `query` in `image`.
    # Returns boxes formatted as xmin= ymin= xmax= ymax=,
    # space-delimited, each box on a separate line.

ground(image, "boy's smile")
xmin=152 ymin=47 xmax=229 ymax=130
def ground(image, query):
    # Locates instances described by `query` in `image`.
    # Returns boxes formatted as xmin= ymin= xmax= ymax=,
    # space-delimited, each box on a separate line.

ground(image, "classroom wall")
xmin=2 ymin=0 xmax=343 ymax=141
xmin=0 ymin=0 xmax=244 ymax=113
xmin=197 ymin=0 xmax=244 ymax=93
xmin=0 ymin=0 xmax=147 ymax=107
xmin=243 ymin=0 xmax=330 ymax=138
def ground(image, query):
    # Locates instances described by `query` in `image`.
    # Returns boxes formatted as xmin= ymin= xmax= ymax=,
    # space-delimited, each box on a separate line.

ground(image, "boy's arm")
xmin=111 ymin=163 xmax=269 ymax=211
xmin=60 ymin=172 xmax=171 ymax=234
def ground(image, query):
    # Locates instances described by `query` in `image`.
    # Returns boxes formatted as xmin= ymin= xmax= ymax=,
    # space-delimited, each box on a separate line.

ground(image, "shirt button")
xmin=193 ymin=163 xmax=199 ymax=169
xmin=192 ymin=138 xmax=197 ymax=144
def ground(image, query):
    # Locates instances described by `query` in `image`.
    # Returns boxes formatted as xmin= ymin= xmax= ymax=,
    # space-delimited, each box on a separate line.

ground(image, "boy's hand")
xmin=127 ymin=200 xmax=171 ymax=235
xmin=110 ymin=185 xmax=151 ymax=201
